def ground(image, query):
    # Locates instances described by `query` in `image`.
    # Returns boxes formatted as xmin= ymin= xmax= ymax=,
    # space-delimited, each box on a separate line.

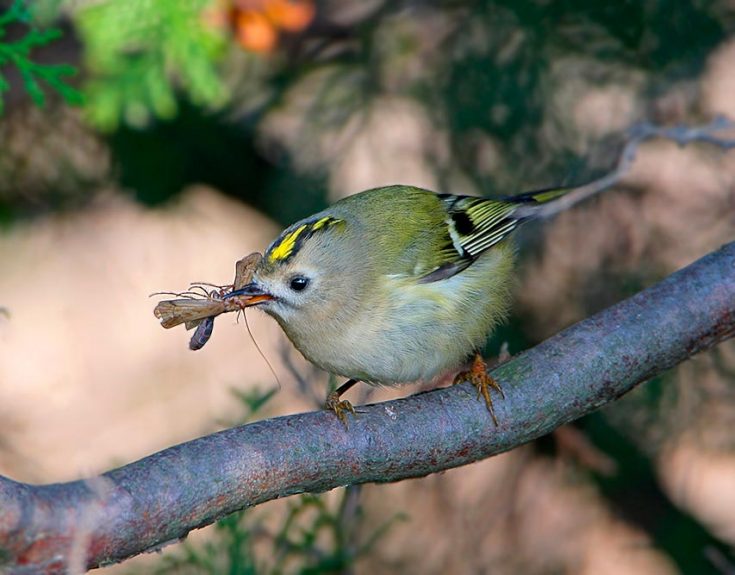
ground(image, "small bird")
xmin=228 ymin=184 xmax=571 ymax=424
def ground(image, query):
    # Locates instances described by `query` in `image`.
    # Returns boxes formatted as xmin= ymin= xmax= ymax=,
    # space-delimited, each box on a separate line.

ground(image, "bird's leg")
xmin=453 ymin=353 xmax=504 ymax=425
xmin=325 ymin=378 xmax=358 ymax=425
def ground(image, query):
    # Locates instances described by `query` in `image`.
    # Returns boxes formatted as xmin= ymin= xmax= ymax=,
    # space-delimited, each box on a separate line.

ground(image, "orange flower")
xmin=264 ymin=0 xmax=315 ymax=32
xmin=231 ymin=0 xmax=315 ymax=53
xmin=236 ymin=9 xmax=278 ymax=53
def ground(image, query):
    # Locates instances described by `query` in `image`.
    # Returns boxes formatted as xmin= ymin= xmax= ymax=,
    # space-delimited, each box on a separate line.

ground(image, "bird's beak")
xmin=226 ymin=282 xmax=275 ymax=306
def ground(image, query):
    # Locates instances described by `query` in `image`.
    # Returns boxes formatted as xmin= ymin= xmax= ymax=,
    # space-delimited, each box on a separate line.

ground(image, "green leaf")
xmin=0 ymin=3 xmax=81 ymax=112
xmin=74 ymin=0 xmax=229 ymax=130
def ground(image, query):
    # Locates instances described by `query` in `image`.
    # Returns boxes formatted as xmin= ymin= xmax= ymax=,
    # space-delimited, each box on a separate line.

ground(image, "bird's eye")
xmin=289 ymin=276 xmax=310 ymax=292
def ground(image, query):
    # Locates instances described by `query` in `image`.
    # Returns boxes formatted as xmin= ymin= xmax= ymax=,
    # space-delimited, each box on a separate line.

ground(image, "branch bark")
xmin=2 ymin=242 xmax=735 ymax=574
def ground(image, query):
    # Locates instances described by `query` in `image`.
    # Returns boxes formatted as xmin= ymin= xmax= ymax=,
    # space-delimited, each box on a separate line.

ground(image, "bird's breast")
xmin=277 ymin=243 xmax=515 ymax=385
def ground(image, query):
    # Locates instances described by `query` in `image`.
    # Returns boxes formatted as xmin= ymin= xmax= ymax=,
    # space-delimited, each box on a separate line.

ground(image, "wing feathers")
xmin=418 ymin=186 xmax=572 ymax=283
xmin=443 ymin=196 xmax=521 ymax=259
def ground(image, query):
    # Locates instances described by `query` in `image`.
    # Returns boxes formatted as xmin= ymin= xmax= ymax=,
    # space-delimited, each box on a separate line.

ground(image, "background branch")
xmin=0 ymin=241 xmax=733 ymax=573
xmin=515 ymin=116 xmax=735 ymax=219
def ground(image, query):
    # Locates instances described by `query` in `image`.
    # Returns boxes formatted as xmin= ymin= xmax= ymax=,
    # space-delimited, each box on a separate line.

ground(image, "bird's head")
xmin=228 ymin=215 xmax=367 ymax=330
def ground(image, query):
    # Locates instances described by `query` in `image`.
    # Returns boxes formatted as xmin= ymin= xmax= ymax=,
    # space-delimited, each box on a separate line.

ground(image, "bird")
xmin=227 ymin=184 xmax=571 ymax=424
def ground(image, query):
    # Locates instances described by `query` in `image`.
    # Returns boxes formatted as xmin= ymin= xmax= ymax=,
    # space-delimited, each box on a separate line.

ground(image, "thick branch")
xmin=2 ymin=242 xmax=735 ymax=573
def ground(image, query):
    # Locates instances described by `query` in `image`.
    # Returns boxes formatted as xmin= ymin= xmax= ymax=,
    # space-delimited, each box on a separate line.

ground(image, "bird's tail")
xmin=501 ymin=185 xmax=575 ymax=205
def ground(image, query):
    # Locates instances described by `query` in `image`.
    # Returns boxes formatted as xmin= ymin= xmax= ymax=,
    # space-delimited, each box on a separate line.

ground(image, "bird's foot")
xmin=325 ymin=391 xmax=356 ymax=427
xmin=453 ymin=353 xmax=504 ymax=425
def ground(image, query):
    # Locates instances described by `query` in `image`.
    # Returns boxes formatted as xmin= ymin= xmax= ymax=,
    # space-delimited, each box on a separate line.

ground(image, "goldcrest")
xmin=227 ymin=184 xmax=571 ymax=424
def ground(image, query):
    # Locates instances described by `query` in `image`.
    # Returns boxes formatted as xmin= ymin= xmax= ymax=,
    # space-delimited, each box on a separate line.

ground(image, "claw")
xmin=325 ymin=390 xmax=356 ymax=427
xmin=454 ymin=354 xmax=504 ymax=425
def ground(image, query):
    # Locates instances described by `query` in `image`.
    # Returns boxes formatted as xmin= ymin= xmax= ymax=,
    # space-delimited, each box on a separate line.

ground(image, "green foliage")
xmin=0 ymin=0 xmax=82 ymax=113
xmin=271 ymin=491 xmax=405 ymax=575
xmin=75 ymin=0 xmax=228 ymax=131
xmin=151 ymin=510 xmax=261 ymax=575
xmin=151 ymin=489 xmax=404 ymax=575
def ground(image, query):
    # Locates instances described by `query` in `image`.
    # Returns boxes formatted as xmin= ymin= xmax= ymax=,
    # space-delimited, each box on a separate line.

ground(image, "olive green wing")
xmin=411 ymin=195 xmax=516 ymax=283
xmin=418 ymin=187 xmax=570 ymax=283
xmin=341 ymin=184 xmax=569 ymax=283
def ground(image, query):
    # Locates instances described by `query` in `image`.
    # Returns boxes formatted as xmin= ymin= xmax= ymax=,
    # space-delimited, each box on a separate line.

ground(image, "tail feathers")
xmin=501 ymin=186 xmax=574 ymax=205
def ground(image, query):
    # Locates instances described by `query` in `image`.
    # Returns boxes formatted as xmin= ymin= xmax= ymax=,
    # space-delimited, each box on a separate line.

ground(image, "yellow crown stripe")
xmin=311 ymin=216 xmax=333 ymax=231
xmin=269 ymin=224 xmax=308 ymax=262
xmin=267 ymin=217 xmax=344 ymax=263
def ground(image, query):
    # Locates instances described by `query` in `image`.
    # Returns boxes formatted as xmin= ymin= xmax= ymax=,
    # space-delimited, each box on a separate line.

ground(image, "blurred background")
xmin=1 ymin=0 xmax=735 ymax=573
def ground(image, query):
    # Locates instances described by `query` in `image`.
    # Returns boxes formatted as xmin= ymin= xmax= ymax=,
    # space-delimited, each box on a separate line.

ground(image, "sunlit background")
xmin=1 ymin=0 xmax=735 ymax=573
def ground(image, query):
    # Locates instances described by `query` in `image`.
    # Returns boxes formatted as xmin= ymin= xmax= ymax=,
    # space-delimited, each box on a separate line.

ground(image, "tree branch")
xmin=515 ymin=115 xmax=735 ymax=219
xmin=0 ymin=242 xmax=734 ymax=573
